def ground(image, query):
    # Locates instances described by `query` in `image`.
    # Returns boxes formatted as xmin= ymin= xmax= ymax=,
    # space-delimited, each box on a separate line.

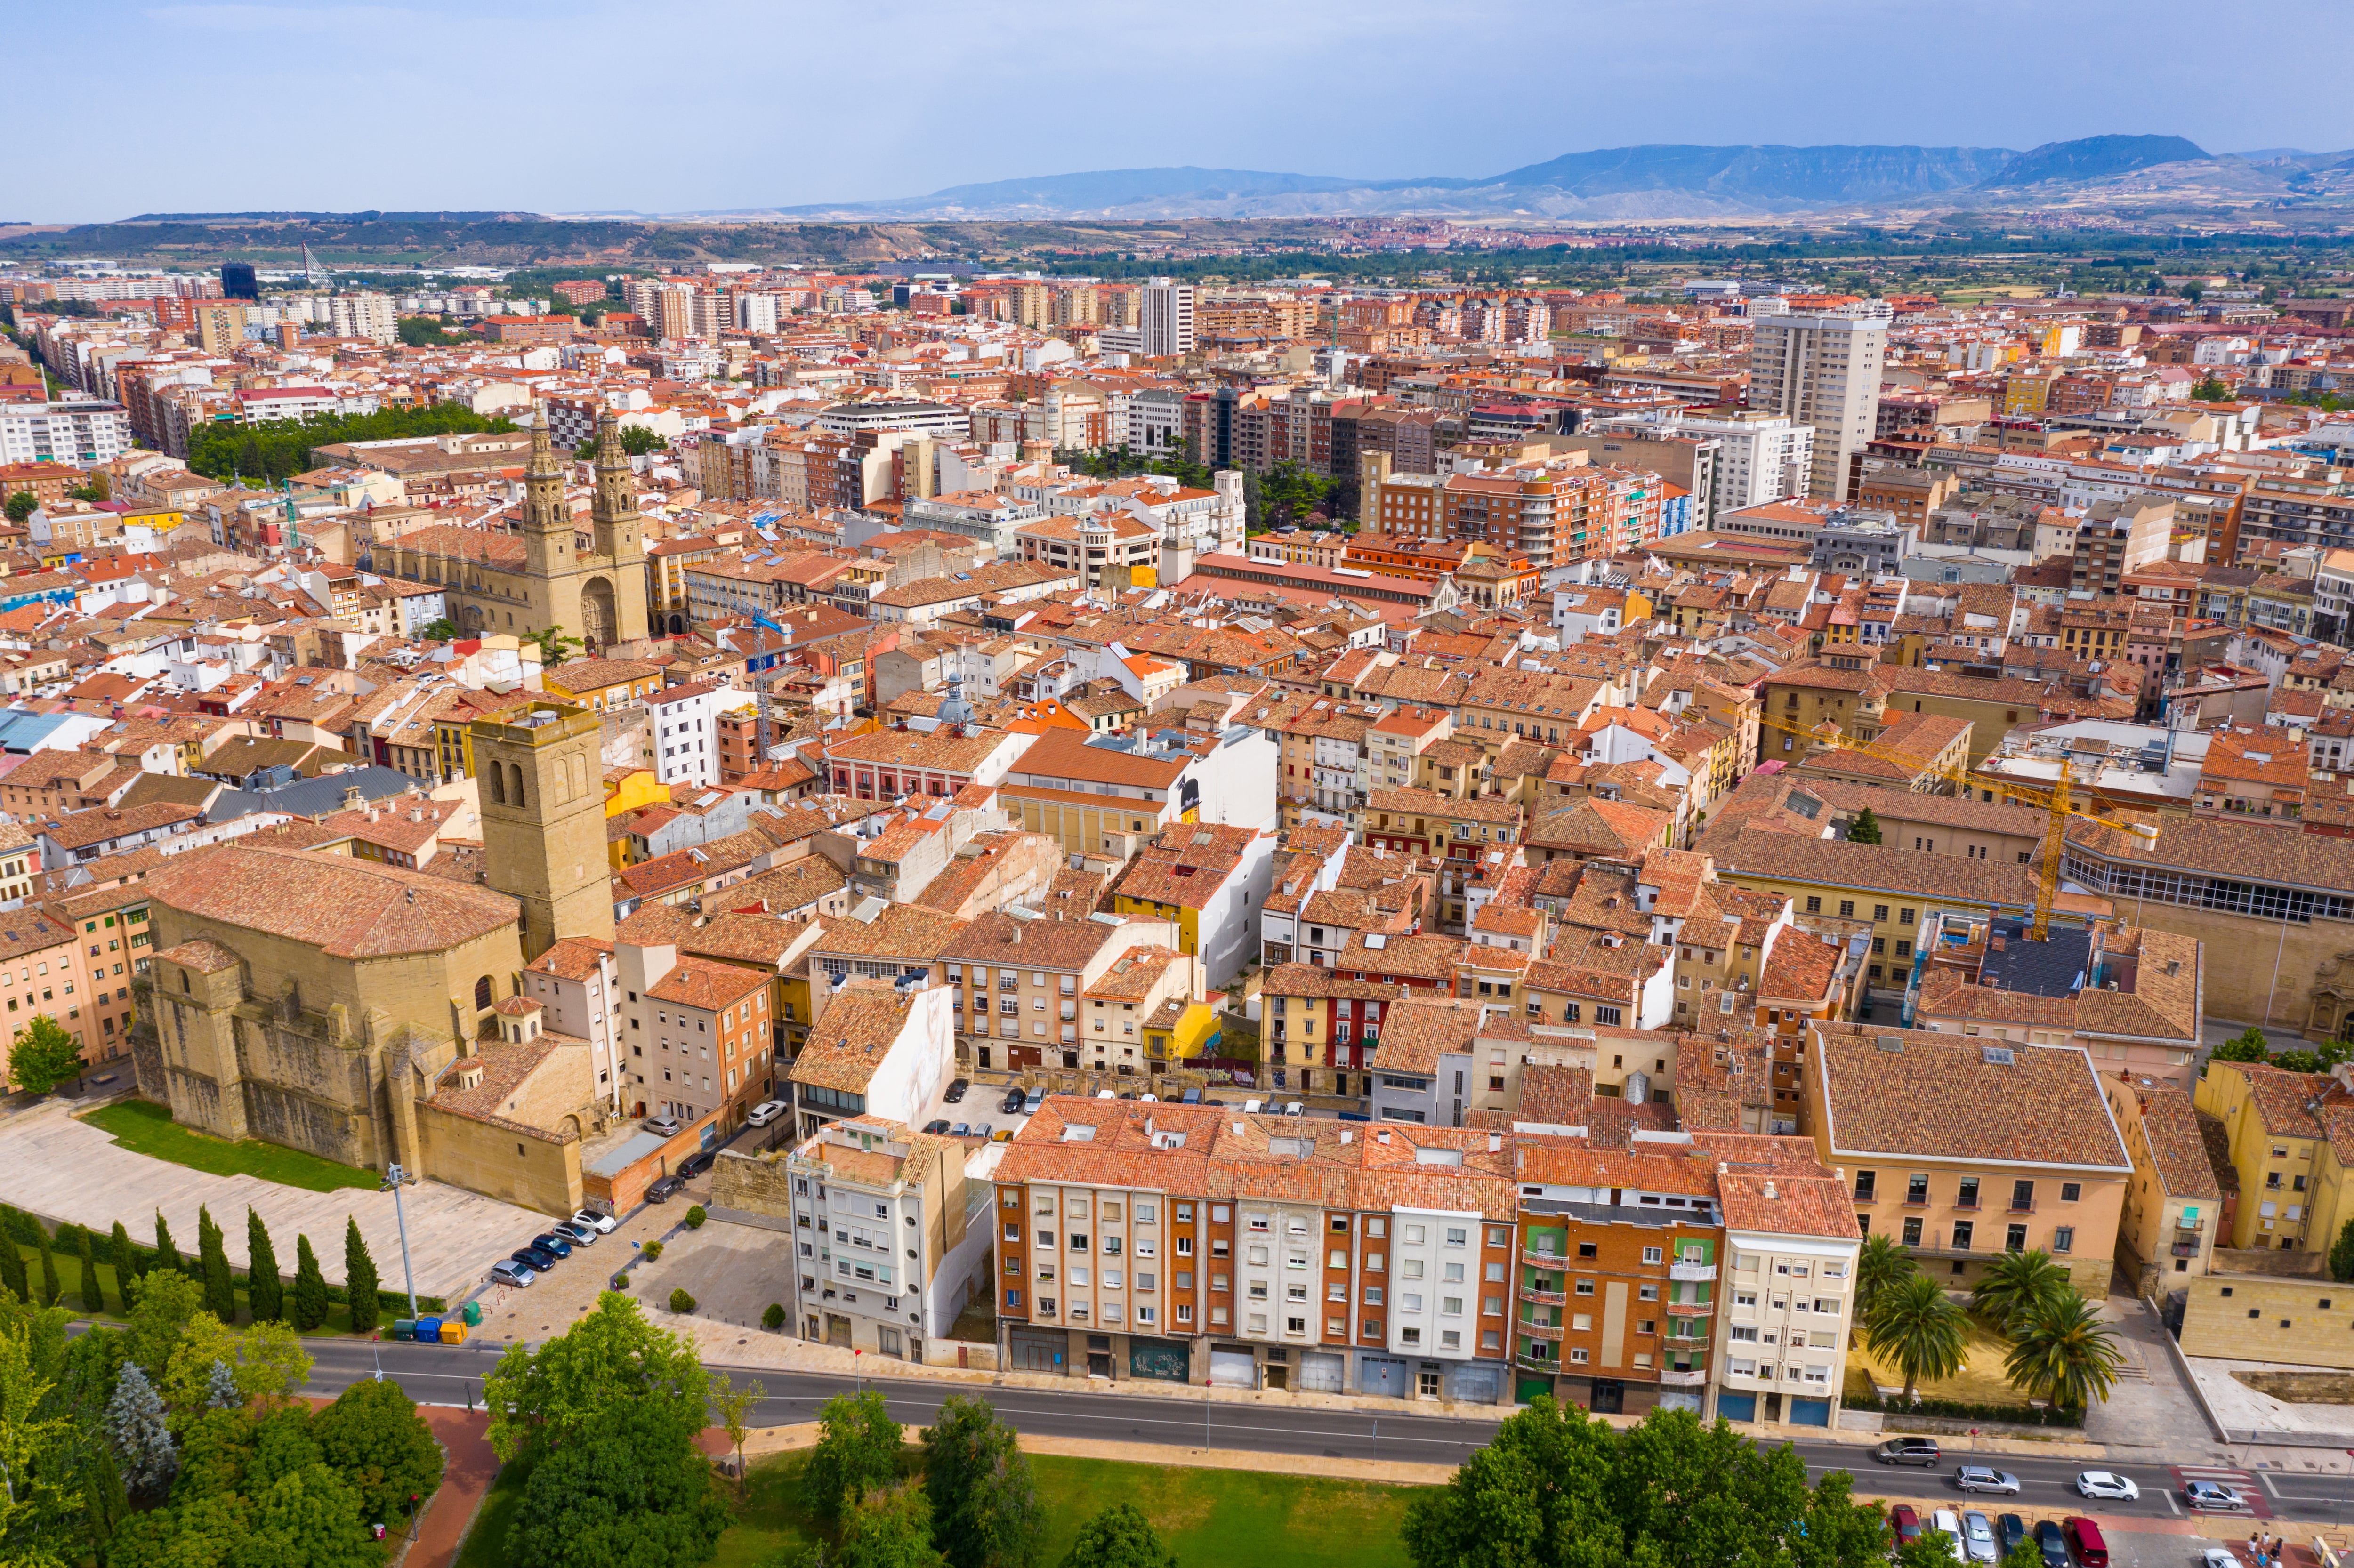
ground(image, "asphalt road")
xmin=304 ymin=1339 xmax=2354 ymax=1523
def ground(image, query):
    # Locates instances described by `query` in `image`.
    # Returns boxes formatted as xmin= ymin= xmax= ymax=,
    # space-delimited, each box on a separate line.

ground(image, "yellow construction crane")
xmin=1753 ymin=710 xmax=2158 ymax=941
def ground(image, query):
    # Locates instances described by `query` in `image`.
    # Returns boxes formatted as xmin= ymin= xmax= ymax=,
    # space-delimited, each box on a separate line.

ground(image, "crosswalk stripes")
xmin=2171 ymin=1465 xmax=2272 ymax=1520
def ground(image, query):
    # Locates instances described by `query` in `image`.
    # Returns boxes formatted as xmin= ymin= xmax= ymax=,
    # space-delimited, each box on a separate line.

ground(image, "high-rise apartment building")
xmin=325 ymin=292 xmax=396 ymax=345
xmin=192 ymin=302 xmax=247 ymax=355
xmin=1141 ymin=278 xmax=1195 ymax=357
xmin=1747 ymin=302 xmax=1888 ymax=503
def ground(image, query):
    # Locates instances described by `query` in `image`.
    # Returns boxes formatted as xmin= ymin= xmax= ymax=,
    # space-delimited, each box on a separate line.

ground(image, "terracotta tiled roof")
xmin=1812 ymin=1023 xmax=2131 ymax=1171
xmin=146 ymin=844 xmax=517 ymax=960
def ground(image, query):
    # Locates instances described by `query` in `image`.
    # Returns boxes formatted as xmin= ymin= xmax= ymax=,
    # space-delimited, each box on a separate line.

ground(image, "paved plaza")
xmin=0 ymin=1098 xmax=548 ymax=1302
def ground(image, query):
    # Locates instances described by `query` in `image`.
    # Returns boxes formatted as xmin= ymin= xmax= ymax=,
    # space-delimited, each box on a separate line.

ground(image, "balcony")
xmin=1516 ymin=1350 xmax=1560 ymax=1373
xmin=1520 ymin=1319 xmax=1564 ymax=1342
xmin=1658 ymin=1368 xmax=1708 ymax=1388
xmin=1520 ymin=1287 xmax=1567 ymax=1307
xmin=1523 ymin=1248 xmax=1574 ymax=1270
xmin=1669 ymin=1261 xmax=1717 ymax=1282
xmin=2171 ymin=1242 xmax=2202 ymax=1258
xmin=1665 ymin=1299 xmax=1715 ymax=1318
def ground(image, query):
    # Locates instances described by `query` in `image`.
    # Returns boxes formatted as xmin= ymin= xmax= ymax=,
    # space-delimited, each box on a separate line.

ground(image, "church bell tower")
xmin=520 ymin=405 xmax=573 ymax=579
xmin=591 ymin=410 xmax=645 ymax=563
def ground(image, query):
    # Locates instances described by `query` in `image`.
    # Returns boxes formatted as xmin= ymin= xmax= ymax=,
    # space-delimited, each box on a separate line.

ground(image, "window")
xmin=1641 ymin=1246 xmax=1663 ymax=1265
xmin=1854 ymin=1171 xmax=1876 ymax=1201
xmin=2059 ymin=1182 xmax=2081 ymax=1203
xmin=2052 ymin=1226 xmax=2074 ymax=1253
xmin=2011 ymin=1180 xmax=2035 ymax=1210
xmin=1905 ymin=1174 xmax=1928 ymax=1205
xmin=1902 ymin=1217 xmax=1922 ymax=1246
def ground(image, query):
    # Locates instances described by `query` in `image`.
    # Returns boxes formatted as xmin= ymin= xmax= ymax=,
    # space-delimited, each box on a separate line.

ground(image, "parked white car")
xmin=746 ymin=1099 xmax=788 ymax=1127
xmin=570 ymin=1208 xmax=618 ymax=1235
xmin=1929 ymin=1511 xmax=1967 ymax=1565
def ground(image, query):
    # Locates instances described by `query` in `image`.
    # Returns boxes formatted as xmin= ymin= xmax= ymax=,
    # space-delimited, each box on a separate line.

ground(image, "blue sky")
xmin=9 ymin=0 xmax=2337 ymax=221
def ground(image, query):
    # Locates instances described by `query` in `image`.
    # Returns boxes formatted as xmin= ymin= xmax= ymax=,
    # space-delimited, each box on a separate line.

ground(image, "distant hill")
xmin=744 ymin=137 xmax=2266 ymax=221
xmin=1483 ymin=143 xmax=2012 ymax=204
xmin=1978 ymin=135 xmax=2209 ymax=187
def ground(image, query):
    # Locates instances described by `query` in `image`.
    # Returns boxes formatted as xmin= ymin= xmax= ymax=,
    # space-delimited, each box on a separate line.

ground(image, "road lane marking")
xmin=2164 ymin=1491 xmax=2182 ymax=1516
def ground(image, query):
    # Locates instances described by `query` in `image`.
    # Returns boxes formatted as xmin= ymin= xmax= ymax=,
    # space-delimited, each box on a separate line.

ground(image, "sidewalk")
xmin=403 ymin=1406 xmax=499 ymax=1568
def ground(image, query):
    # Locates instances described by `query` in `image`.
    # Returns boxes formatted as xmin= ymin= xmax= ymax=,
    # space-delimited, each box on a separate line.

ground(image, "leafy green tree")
xmin=710 ymin=1370 xmax=764 ymax=1496
xmin=203 ymin=1358 xmax=241 ymax=1411
xmin=574 ymin=425 xmax=662 ymax=459
xmin=2003 ymin=1293 xmax=2126 ymax=1410
xmin=1398 ymin=1399 xmax=1897 ymax=1568
xmin=7 ymin=1015 xmax=84 ymax=1094
xmin=106 ymin=1361 xmax=178 ymax=1500
xmin=2 ymin=491 xmax=35 ymax=525
xmin=109 ymin=1220 xmax=140 ymax=1291
xmin=185 ymin=402 xmax=511 ymax=485
xmin=196 ymin=1206 xmax=235 ymax=1323
xmin=504 ymin=1401 xmax=728 ymax=1568
xmin=397 ymin=315 xmax=468 ymax=348
xmin=829 ymin=1482 xmax=951 ymax=1568
xmin=2273 ymin=1048 xmax=2325 ymax=1074
xmin=2192 ymin=372 xmax=2228 ymax=400
xmin=522 ymin=626 xmax=586 ymax=666
xmin=0 ymin=1228 xmax=26 ymax=1303
xmin=483 ymin=1290 xmax=708 ymax=1463
xmin=125 ymin=1268 xmax=206 ymax=1383
xmin=153 ymin=1210 xmax=180 ymax=1277
xmin=2331 ymin=1219 xmax=2354 ymax=1284
xmin=1847 ymin=805 xmax=1884 ymax=844
xmin=289 ymin=1234 xmax=330 ymax=1332
xmin=76 ymin=1227 xmax=102 ymax=1314
xmin=311 ymin=1376 xmax=443 ymax=1528
xmin=37 ymin=1230 xmax=59 ymax=1307
xmin=245 ymin=1209 xmax=281 ymax=1324
xmin=1865 ymin=1273 xmax=1968 ymax=1403
xmin=342 ymin=1217 xmax=379 ymax=1335
xmin=0 ymin=1313 xmax=81 ymax=1568
xmin=1060 ymin=1503 xmax=1177 ymax=1568
xmin=1970 ymin=1249 xmax=2072 ymax=1333
xmin=1856 ymin=1230 xmax=1915 ymax=1318
xmin=2209 ymin=1027 xmax=2271 ymax=1066
xmin=805 ymin=1387 xmax=904 ymax=1526
xmin=2001 ymin=1540 xmax=2049 ymax=1568
xmin=162 ymin=1316 xmax=312 ymax=1418
xmin=922 ymin=1395 xmax=1044 ymax=1568
xmin=419 ymin=617 xmax=459 ymax=641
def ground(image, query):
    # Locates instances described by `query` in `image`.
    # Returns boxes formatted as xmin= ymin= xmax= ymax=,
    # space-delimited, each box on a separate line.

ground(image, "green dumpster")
xmin=389 ymin=1319 xmax=416 ymax=1342
xmin=462 ymin=1299 xmax=482 ymax=1327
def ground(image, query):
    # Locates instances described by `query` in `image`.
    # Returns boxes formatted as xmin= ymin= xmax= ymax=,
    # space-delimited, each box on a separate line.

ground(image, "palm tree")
xmin=1856 ymin=1231 xmax=1916 ymax=1318
xmin=1865 ymin=1273 xmax=1968 ymax=1403
xmin=1971 ymin=1249 xmax=2072 ymax=1333
xmin=2003 ymin=1294 xmax=2125 ymax=1411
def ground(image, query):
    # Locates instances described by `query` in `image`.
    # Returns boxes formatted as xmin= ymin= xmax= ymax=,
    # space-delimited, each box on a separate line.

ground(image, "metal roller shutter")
xmin=1209 ymin=1347 xmax=1257 ymax=1389
xmin=1297 ymin=1352 xmax=1346 ymax=1392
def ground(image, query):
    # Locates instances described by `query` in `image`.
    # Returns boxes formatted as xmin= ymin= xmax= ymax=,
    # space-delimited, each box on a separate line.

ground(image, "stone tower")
xmin=472 ymin=702 xmax=612 ymax=962
xmin=591 ymin=410 xmax=644 ymax=562
xmin=519 ymin=406 xmax=574 ymax=580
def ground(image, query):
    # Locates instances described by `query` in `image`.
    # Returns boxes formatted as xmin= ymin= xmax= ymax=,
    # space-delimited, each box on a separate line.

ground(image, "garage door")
xmin=1128 ymin=1338 xmax=1191 ymax=1383
xmin=1787 ymin=1397 xmax=1831 ymax=1427
xmin=1360 ymin=1357 xmax=1409 ymax=1398
xmin=1445 ymin=1364 xmax=1499 ymax=1405
xmin=1009 ymin=1329 xmax=1067 ymax=1375
xmin=1209 ymin=1347 xmax=1257 ymax=1389
xmin=1298 ymin=1352 xmax=1346 ymax=1393
xmin=1715 ymin=1391 xmax=1757 ymax=1423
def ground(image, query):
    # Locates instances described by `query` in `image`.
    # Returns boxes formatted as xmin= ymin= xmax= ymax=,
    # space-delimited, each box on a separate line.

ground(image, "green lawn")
xmin=457 ymin=1447 xmax=1418 ymax=1568
xmin=712 ymin=1449 xmax=1416 ymax=1568
xmin=80 ymin=1099 xmax=375 ymax=1192
xmin=11 ymin=1243 xmax=371 ymax=1335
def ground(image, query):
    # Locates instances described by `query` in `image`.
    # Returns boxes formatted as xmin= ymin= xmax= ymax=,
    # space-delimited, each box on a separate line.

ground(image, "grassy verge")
xmin=78 ymin=1100 xmax=375 ymax=1192
xmin=714 ymin=1449 xmax=1416 ymax=1568
xmin=451 ymin=1457 xmax=533 ymax=1568
xmin=11 ymin=1243 xmax=370 ymax=1335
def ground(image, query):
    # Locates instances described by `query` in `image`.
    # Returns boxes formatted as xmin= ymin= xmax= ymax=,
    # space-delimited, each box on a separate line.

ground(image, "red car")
xmin=1889 ymin=1506 xmax=1925 ymax=1549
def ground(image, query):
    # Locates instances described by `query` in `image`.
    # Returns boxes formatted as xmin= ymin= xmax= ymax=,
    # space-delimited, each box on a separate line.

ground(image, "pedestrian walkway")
xmin=0 ymin=1099 xmax=546 ymax=1302
xmin=404 ymin=1406 xmax=499 ymax=1568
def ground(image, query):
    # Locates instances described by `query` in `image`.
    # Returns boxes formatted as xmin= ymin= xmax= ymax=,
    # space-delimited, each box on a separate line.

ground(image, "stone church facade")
xmin=367 ymin=409 xmax=651 ymax=652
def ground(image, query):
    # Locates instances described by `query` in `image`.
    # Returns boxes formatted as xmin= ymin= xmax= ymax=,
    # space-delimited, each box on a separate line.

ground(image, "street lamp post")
xmin=381 ymin=1163 xmax=419 ymax=1319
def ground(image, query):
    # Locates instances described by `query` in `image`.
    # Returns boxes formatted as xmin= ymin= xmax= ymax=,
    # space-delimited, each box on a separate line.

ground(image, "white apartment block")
xmin=1707 ymin=1173 xmax=1861 ymax=1429
xmin=0 ymin=401 xmax=133 ymax=468
xmin=786 ymin=1115 xmax=991 ymax=1362
xmin=524 ymin=936 xmax=626 ymax=1112
xmin=1748 ymin=303 xmax=1889 ymax=504
xmin=649 ymin=679 xmax=723 ymax=788
xmin=325 ymin=292 xmax=397 ymax=344
xmin=1141 ymin=278 xmax=1195 ymax=358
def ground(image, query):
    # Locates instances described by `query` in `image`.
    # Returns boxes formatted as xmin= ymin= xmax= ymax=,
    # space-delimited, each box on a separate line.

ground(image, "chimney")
xmin=1763 ymin=1180 xmax=1778 ymax=1199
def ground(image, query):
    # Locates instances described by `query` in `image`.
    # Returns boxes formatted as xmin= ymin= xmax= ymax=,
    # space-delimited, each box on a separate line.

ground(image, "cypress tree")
xmin=343 ymin=1216 xmax=379 ymax=1334
xmin=152 ymin=1211 xmax=178 ymax=1276
xmin=109 ymin=1221 xmax=138 ymax=1290
xmin=76 ymin=1228 xmax=102 ymax=1314
xmin=0 ymin=1230 xmax=24 ymax=1303
xmin=196 ymin=1206 xmax=234 ymax=1323
xmin=245 ymin=1208 xmax=281 ymax=1324
xmin=290 ymin=1233 xmax=329 ymax=1332
xmin=37 ymin=1230 xmax=60 ymax=1306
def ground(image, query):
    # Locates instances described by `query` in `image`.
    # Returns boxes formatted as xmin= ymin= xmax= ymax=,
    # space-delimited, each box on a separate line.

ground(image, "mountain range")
xmin=690 ymin=134 xmax=2354 ymax=222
